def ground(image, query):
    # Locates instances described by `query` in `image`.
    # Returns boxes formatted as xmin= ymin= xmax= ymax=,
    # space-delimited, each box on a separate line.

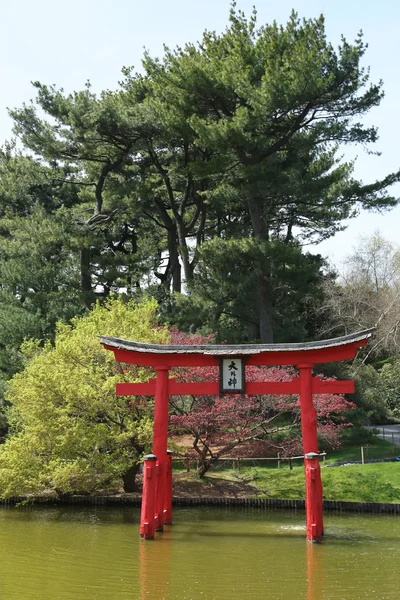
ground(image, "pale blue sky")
xmin=1 ymin=0 xmax=399 ymax=265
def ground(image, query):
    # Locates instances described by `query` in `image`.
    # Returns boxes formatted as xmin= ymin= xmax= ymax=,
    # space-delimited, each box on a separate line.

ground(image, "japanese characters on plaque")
xmin=220 ymin=357 xmax=245 ymax=394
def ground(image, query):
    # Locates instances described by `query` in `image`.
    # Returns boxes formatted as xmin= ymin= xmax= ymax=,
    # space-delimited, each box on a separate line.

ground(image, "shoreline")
xmin=1 ymin=494 xmax=400 ymax=514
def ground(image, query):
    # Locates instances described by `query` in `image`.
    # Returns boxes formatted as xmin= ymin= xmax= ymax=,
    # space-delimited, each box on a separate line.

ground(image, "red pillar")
xmin=298 ymin=364 xmax=324 ymax=543
xmin=153 ymin=365 xmax=170 ymax=532
xmin=140 ymin=454 xmax=157 ymax=539
xmin=164 ymin=450 xmax=173 ymax=525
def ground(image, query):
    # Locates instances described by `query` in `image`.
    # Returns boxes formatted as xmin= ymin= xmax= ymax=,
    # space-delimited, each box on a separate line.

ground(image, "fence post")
xmin=361 ymin=446 xmax=364 ymax=465
xmin=277 ymin=453 xmax=281 ymax=470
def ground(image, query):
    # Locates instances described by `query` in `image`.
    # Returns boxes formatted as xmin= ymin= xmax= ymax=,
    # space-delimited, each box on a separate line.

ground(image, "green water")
xmin=0 ymin=506 xmax=399 ymax=599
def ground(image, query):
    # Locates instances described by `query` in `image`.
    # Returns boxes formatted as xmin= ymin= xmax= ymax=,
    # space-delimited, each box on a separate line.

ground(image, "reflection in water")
xmin=307 ymin=542 xmax=324 ymax=600
xmin=0 ymin=507 xmax=399 ymax=599
xmin=139 ymin=527 xmax=172 ymax=600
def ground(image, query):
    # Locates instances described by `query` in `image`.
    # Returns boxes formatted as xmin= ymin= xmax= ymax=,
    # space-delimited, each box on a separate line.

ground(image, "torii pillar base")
xmin=304 ymin=453 xmax=323 ymax=543
xmin=298 ymin=364 xmax=324 ymax=543
xmin=140 ymin=454 xmax=158 ymax=540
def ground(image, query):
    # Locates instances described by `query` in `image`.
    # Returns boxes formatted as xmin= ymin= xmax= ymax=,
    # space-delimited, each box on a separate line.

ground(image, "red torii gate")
xmin=100 ymin=329 xmax=373 ymax=543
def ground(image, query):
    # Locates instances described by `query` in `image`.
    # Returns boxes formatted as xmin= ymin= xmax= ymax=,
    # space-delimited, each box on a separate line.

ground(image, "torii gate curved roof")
xmin=100 ymin=328 xmax=374 ymax=367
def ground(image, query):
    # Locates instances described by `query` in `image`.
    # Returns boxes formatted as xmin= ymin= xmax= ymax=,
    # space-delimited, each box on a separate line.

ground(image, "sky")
xmin=1 ymin=0 xmax=399 ymax=267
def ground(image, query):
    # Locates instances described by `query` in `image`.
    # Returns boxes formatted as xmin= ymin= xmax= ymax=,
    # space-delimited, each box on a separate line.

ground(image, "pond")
xmin=0 ymin=505 xmax=398 ymax=599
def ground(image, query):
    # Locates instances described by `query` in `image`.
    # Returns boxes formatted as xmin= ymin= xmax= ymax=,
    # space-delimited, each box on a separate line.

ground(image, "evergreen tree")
xmin=138 ymin=5 xmax=400 ymax=340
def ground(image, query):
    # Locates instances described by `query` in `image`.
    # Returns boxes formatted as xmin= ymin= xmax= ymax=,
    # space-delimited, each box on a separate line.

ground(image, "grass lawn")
xmin=172 ymin=436 xmax=400 ymax=503
xmin=197 ymin=462 xmax=400 ymax=503
xmin=321 ymin=463 xmax=400 ymax=502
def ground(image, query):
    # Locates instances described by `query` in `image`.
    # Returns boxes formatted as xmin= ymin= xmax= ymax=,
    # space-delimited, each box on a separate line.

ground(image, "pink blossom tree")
xmin=168 ymin=330 xmax=355 ymax=477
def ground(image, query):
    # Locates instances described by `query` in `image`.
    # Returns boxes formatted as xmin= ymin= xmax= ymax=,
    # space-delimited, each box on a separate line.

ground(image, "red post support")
xmin=164 ymin=450 xmax=173 ymax=525
xmin=153 ymin=366 xmax=170 ymax=532
xmin=140 ymin=454 xmax=157 ymax=539
xmin=298 ymin=364 xmax=324 ymax=543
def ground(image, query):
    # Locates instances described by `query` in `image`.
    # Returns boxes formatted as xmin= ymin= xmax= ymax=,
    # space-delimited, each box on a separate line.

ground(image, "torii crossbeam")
xmin=101 ymin=328 xmax=373 ymax=543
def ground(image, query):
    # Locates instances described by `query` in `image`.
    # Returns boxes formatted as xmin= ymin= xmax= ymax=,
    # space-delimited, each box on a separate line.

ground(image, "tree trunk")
xmin=167 ymin=227 xmax=182 ymax=293
xmin=172 ymin=261 xmax=182 ymax=293
xmin=173 ymin=212 xmax=193 ymax=284
xmin=258 ymin=276 xmax=274 ymax=343
xmin=80 ymin=247 xmax=93 ymax=308
xmin=177 ymin=237 xmax=193 ymax=285
xmin=247 ymin=321 xmax=259 ymax=342
xmin=247 ymin=196 xmax=274 ymax=343
xmin=197 ymin=459 xmax=211 ymax=478
xmin=122 ymin=464 xmax=140 ymax=492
